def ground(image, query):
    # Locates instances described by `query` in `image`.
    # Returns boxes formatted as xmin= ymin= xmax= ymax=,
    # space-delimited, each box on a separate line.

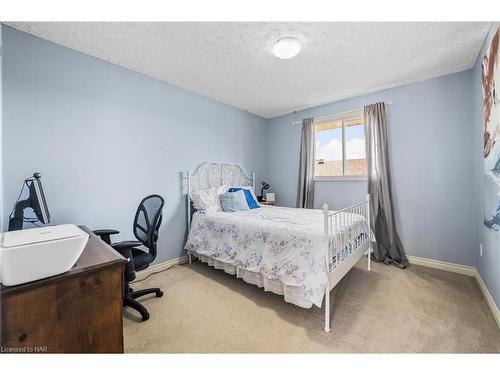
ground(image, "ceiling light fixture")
xmin=272 ymin=37 xmax=301 ymax=59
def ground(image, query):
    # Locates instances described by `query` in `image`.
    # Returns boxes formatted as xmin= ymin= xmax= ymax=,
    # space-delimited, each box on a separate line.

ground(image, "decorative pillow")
xmin=190 ymin=185 xmax=228 ymax=213
xmin=220 ymin=190 xmax=250 ymax=212
xmin=228 ymin=186 xmax=260 ymax=209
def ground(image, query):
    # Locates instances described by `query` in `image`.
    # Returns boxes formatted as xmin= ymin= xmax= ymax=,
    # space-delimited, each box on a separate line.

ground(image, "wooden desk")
xmin=0 ymin=226 xmax=126 ymax=353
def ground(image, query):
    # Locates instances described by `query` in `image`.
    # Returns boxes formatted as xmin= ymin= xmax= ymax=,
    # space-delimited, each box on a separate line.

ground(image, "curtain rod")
xmin=291 ymin=101 xmax=395 ymax=126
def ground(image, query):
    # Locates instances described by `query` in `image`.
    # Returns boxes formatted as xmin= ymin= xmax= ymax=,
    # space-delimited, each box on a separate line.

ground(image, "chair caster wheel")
xmin=141 ymin=312 xmax=150 ymax=321
xmin=156 ymin=291 xmax=164 ymax=297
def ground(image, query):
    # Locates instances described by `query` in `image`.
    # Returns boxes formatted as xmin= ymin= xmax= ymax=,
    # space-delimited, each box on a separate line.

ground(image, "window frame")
xmin=313 ymin=109 xmax=367 ymax=181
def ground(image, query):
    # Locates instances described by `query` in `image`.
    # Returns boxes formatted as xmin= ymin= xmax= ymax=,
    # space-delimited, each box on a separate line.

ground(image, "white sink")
xmin=0 ymin=224 xmax=89 ymax=286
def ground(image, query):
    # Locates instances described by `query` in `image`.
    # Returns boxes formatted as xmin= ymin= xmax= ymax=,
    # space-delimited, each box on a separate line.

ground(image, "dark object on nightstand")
xmin=259 ymin=200 xmax=275 ymax=206
xmin=257 ymin=181 xmax=270 ymax=202
xmin=94 ymin=194 xmax=165 ymax=322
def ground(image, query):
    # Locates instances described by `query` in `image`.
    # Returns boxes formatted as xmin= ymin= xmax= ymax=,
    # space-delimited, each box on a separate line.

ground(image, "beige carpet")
xmin=123 ymin=258 xmax=500 ymax=353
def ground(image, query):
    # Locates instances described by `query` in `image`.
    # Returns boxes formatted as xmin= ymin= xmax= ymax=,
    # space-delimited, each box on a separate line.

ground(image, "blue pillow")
xmin=228 ymin=187 xmax=260 ymax=209
xmin=220 ymin=190 xmax=250 ymax=212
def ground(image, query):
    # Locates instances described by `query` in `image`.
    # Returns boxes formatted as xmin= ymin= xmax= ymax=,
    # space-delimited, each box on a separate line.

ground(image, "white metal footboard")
xmin=322 ymin=194 xmax=372 ymax=332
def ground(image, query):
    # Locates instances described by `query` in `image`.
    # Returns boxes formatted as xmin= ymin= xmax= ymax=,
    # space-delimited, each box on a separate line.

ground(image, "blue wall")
xmin=0 ymin=25 xmax=268 ymax=264
xmin=266 ymin=70 xmax=475 ymax=267
xmin=472 ymin=23 xmax=500 ymax=308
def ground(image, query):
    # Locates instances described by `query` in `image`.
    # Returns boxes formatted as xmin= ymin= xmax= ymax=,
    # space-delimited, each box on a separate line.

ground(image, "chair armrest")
xmin=94 ymin=229 xmax=120 ymax=236
xmin=110 ymin=243 xmax=141 ymax=283
xmin=93 ymin=229 xmax=120 ymax=244
xmin=120 ymin=248 xmax=137 ymax=282
xmin=111 ymin=241 xmax=142 ymax=251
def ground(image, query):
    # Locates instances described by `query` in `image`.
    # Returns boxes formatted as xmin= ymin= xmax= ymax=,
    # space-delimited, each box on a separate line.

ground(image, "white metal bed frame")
xmin=185 ymin=162 xmax=372 ymax=332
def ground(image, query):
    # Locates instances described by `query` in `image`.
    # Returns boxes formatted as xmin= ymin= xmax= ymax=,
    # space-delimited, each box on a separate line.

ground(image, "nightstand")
xmin=259 ymin=200 xmax=275 ymax=206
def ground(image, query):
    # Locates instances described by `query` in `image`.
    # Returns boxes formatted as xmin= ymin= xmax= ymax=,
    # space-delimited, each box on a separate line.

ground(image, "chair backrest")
xmin=133 ymin=194 xmax=165 ymax=260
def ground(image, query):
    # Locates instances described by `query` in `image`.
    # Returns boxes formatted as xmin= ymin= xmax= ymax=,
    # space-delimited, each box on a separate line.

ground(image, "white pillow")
xmin=190 ymin=185 xmax=228 ymax=213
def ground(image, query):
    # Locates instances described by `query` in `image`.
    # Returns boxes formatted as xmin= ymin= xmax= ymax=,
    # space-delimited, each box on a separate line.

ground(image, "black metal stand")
xmin=8 ymin=199 xmax=30 ymax=231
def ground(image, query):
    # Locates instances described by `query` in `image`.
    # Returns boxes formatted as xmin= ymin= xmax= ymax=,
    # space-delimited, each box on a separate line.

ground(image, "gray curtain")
xmin=364 ymin=102 xmax=408 ymax=268
xmin=296 ymin=117 xmax=315 ymax=208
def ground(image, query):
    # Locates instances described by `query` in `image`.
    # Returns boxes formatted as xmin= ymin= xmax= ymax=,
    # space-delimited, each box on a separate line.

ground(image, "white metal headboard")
xmin=188 ymin=162 xmax=254 ymax=193
xmin=185 ymin=162 xmax=255 ymax=243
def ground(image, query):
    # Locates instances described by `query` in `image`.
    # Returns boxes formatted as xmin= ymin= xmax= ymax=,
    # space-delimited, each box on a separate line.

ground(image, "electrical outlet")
xmin=480 ymin=244 xmax=483 ymax=257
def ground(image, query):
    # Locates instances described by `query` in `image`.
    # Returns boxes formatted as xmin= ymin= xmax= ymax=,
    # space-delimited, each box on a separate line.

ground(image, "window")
xmin=314 ymin=110 xmax=367 ymax=179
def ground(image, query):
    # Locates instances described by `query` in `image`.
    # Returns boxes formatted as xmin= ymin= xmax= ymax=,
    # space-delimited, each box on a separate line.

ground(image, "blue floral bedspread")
xmin=185 ymin=206 xmax=366 ymax=307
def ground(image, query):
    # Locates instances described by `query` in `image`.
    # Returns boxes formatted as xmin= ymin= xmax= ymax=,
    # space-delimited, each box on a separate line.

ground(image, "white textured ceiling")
xmin=5 ymin=22 xmax=491 ymax=118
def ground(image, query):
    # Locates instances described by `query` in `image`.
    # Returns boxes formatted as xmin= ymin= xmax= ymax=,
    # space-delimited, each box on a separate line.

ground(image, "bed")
xmin=184 ymin=162 xmax=372 ymax=332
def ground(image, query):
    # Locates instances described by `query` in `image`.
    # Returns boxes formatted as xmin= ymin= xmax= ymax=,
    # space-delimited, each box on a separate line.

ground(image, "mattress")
xmin=185 ymin=205 xmax=367 ymax=308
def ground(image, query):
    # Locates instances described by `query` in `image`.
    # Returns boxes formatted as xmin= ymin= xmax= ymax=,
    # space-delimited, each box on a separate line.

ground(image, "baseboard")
xmin=407 ymin=254 xmax=499 ymax=330
xmin=407 ymin=255 xmax=476 ymax=276
xmin=474 ymin=269 xmax=500 ymax=329
xmin=136 ymin=255 xmax=189 ymax=278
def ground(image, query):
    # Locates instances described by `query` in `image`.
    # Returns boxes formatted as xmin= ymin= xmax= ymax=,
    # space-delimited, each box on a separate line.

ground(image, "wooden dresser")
xmin=0 ymin=226 xmax=126 ymax=353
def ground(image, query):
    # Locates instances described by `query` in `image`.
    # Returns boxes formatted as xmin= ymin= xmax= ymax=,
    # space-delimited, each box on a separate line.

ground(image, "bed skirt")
xmin=192 ymin=252 xmax=314 ymax=308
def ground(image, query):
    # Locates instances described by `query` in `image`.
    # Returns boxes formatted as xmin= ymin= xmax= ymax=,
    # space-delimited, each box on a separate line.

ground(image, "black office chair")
xmin=94 ymin=194 xmax=165 ymax=321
